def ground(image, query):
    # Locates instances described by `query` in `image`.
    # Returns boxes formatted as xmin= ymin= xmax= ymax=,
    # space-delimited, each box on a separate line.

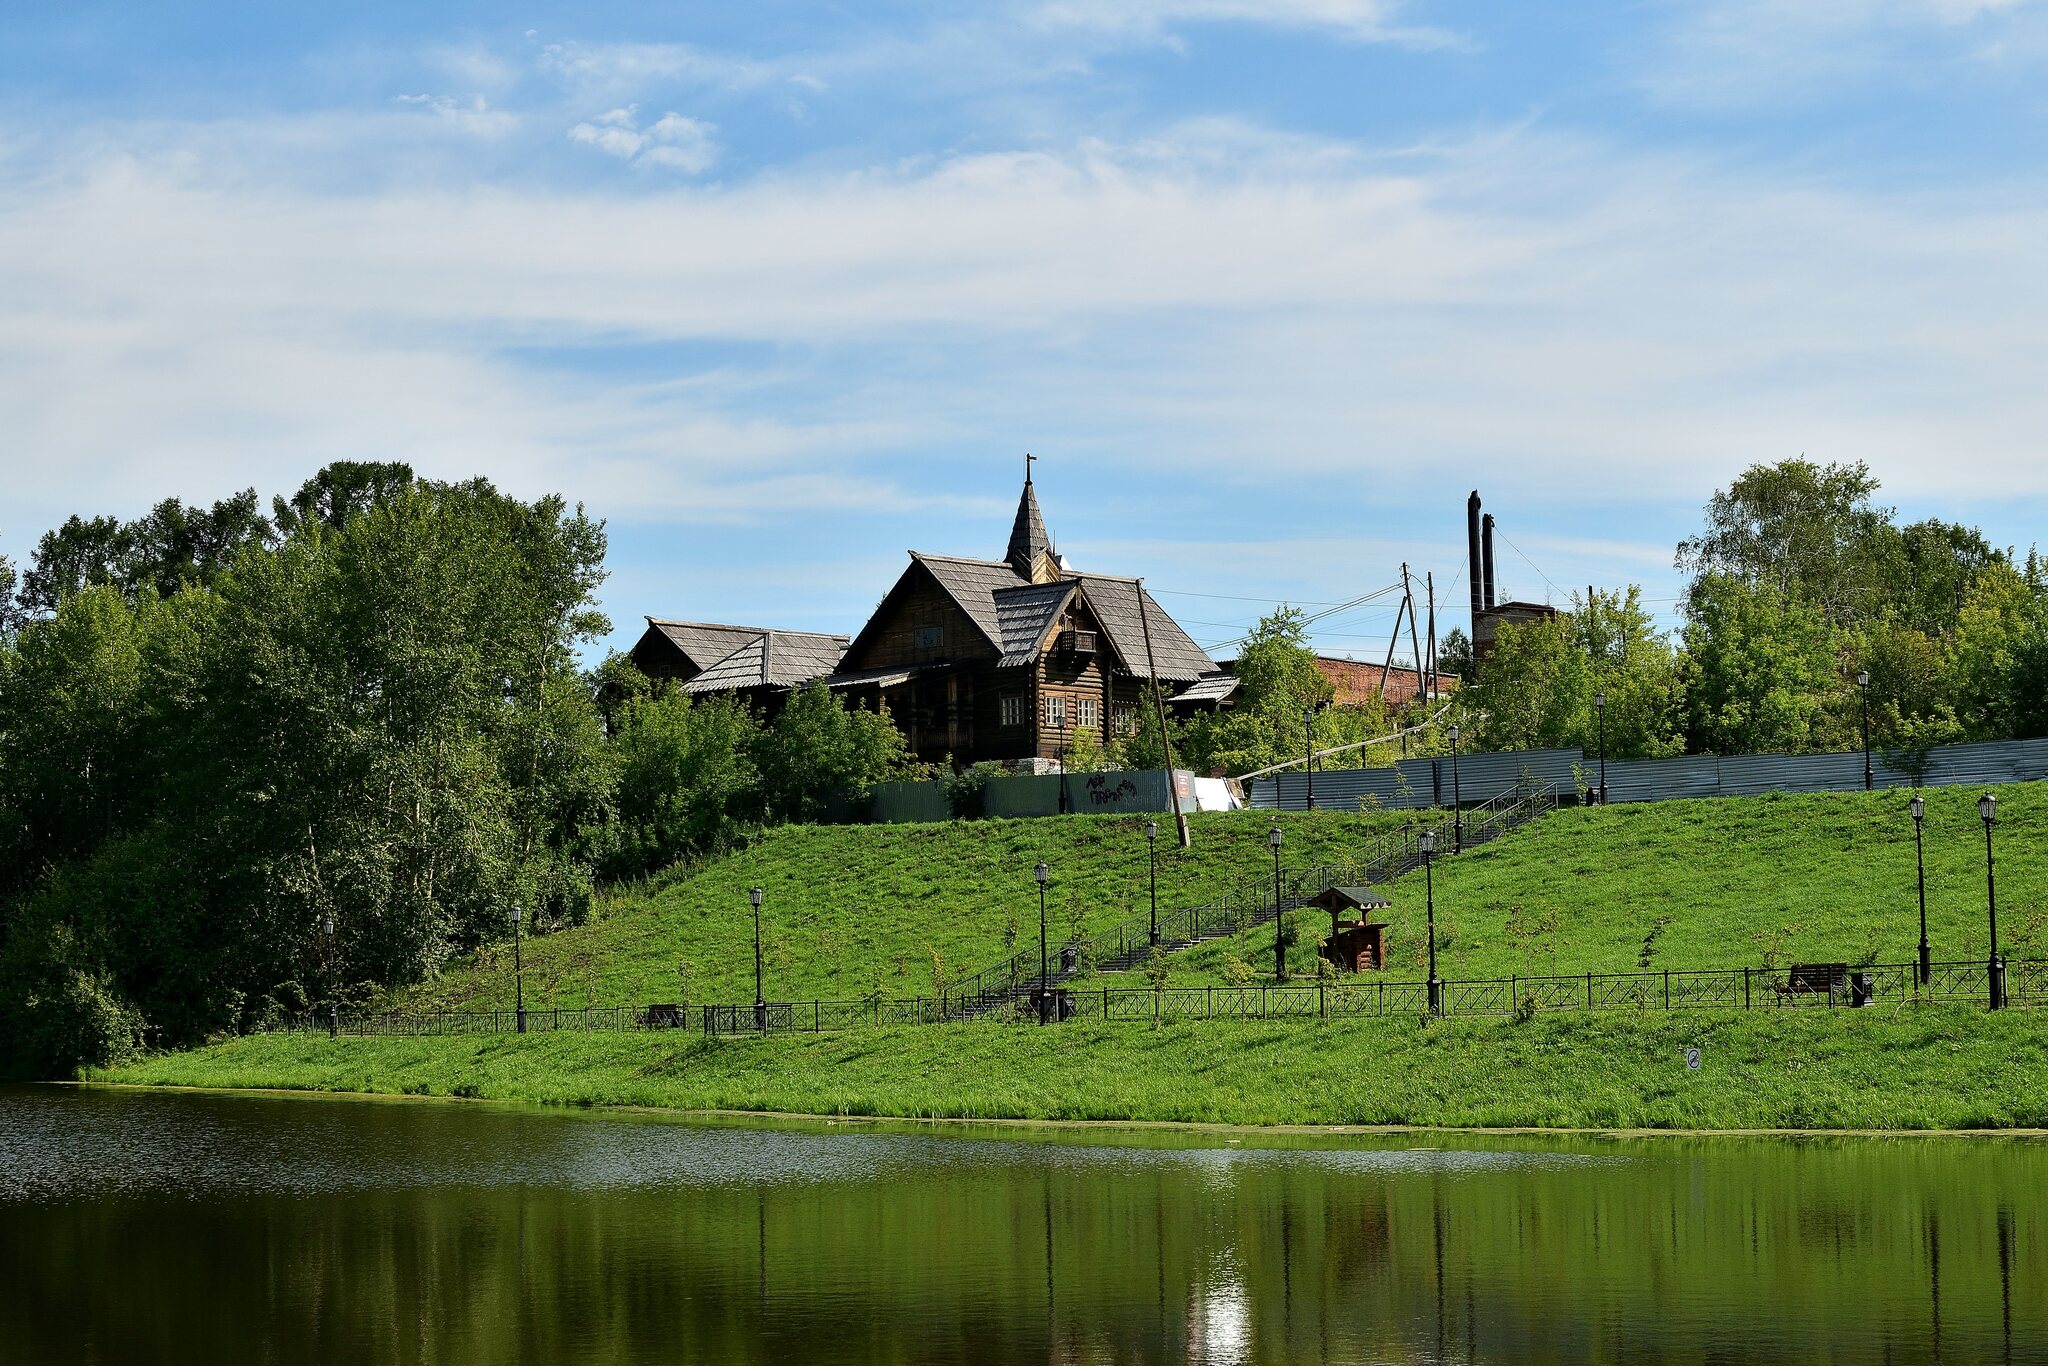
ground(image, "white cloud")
xmin=393 ymin=93 xmax=518 ymax=138
xmin=1028 ymin=0 xmax=1455 ymax=45
xmin=1639 ymin=0 xmax=2048 ymax=107
xmin=567 ymin=108 xmax=719 ymax=172
xmin=6 ymin=118 xmax=2048 ymax=550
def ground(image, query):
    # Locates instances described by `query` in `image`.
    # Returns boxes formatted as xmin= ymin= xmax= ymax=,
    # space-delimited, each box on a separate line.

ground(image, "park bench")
xmin=643 ymin=1003 xmax=686 ymax=1030
xmin=1776 ymin=963 xmax=1874 ymax=1006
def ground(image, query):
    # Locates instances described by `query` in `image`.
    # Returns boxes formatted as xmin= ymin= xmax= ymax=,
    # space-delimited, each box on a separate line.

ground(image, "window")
xmin=1077 ymin=698 xmax=1100 ymax=730
xmin=914 ymin=626 xmax=943 ymax=649
xmin=1045 ymin=695 xmax=1067 ymax=727
xmin=1115 ymin=704 xmax=1138 ymax=736
xmin=1001 ymin=695 xmax=1025 ymax=727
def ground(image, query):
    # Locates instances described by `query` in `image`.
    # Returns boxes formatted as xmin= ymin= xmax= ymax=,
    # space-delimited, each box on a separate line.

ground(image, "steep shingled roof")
xmin=993 ymin=581 xmax=1076 ymax=666
xmin=1005 ymin=475 xmax=1052 ymax=576
xmin=903 ymin=553 xmax=1215 ymax=683
xmin=640 ymin=618 xmax=775 ymax=672
xmin=680 ymin=628 xmax=849 ymax=694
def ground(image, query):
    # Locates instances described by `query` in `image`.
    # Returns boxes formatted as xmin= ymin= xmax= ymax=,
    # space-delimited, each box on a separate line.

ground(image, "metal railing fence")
xmin=274 ymin=955 xmax=2044 ymax=1038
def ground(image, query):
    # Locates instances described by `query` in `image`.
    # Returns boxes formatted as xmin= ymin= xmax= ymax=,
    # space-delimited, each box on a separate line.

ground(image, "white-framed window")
xmin=1045 ymin=695 xmax=1067 ymax=728
xmin=1115 ymin=704 xmax=1138 ymax=736
xmin=1077 ymin=698 xmax=1100 ymax=730
xmin=1001 ymin=695 xmax=1025 ymax=727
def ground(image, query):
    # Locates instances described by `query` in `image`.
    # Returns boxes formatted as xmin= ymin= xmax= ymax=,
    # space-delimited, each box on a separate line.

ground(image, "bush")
xmin=943 ymin=762 xmax=1006 ymax=819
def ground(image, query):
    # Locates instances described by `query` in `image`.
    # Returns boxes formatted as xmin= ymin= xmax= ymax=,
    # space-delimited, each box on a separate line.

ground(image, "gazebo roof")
xmin=1304 ymin=885 xmax=1392 ymax=913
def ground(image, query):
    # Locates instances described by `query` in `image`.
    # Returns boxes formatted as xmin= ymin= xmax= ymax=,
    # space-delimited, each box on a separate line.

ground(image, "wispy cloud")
xmin=1028 ymin=0 xmax=1459 ymax=47
xmin=1637 ymin=0 xmax=2048 ymax=108
xmin=568 ymin=107 xmax=719 ymax=172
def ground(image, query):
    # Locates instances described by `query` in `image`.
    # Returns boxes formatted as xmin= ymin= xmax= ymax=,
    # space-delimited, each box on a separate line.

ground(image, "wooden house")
xmin=628 ymin=618 xmax=849 ymax=715
xmin=820 ymin=473 xmax=1217 ymax=766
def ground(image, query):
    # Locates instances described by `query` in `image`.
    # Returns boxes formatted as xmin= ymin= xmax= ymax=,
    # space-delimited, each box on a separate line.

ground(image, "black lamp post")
xmin=1146 ymin=820 xmax=1160 ymax=946
xmin=1303 ymin=706 xmax=1316 ymax=811
xmin=1593 ymin=690 xmax=1608 ymax=805
xmin=1981 ymin=793 xmax=2005 ymax=1010
xmin=1911 ymin=795 xmax=1930 ymax=986
xmin=510 ymin=904 xmax=526 ymax=1034
xmin=1857 ymin=670 xmax=1873 ymax=791
xmin=1447 ymin=723 xmax=1463 ymax=852
xmin=750 ymin=886 xmax=766 ymax=1033
xmin=1421 ymin=828 xmax=1442 ymax=1015
xmin=1269 ymin=825 xmax=1286 ymax=982
xmin=323 ymin=913 xmax=338 ymax=1040
xmin=1035 ymin=861 xmax=1051 ymax=1024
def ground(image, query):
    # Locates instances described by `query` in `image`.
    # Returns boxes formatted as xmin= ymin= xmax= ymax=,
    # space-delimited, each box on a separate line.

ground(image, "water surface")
xmin=2 ymin=1085 xmax=2042 ymax=1363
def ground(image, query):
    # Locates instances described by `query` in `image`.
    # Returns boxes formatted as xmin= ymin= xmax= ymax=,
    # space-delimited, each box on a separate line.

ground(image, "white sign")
xmin=1684 ymin=1048 xmax=1702 ymax=1072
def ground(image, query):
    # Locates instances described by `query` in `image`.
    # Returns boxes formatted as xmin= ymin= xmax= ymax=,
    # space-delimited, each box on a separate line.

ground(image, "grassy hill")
xmin=400 ymin=809 xmax=1418 ymax=1012
xmin=1089 ymin=783 xmax=2048 ymax=987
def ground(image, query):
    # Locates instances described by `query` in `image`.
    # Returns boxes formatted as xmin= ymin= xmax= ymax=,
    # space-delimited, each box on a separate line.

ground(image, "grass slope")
xmin=1091 ymin=784 xmax=2048 ymax=987
xmin=403 ymin=810 xmax=1415 ymax=1012
xmin=96 ymin=1006 xmax=2048 ymax=1130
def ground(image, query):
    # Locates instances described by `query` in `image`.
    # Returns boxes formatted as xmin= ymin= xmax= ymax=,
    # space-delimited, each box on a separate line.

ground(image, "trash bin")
xmin=1060 ymin=945 xmax=1078 ymax=973
xmin=1849 ymin=972 xmax=1873 ymax=1008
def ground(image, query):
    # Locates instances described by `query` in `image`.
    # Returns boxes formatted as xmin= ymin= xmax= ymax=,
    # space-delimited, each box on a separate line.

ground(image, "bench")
xmin=1776 ymin=963 xmax=1874 ymax=1006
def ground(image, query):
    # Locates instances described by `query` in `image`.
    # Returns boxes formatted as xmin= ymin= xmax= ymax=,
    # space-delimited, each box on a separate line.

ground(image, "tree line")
xmin=0 ymin=464 xmax=913 ymax=1076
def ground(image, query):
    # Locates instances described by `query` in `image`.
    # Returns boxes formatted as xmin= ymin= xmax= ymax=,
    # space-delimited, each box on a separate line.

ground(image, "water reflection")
xmin=2 ymin=1086 xmax=2043 ymax=1364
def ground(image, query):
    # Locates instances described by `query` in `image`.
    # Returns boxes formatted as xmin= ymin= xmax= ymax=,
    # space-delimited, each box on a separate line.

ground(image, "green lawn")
xmin=1088 ymin=784 xmax=2048 ymax=988
xmin=401 ymin=809 xmax=1417 ymax=1012
xmin=94 ymin=1004 xmax=2048 ymax=1130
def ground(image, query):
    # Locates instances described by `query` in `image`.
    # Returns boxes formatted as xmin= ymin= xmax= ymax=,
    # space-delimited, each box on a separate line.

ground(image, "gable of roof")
xmin=992 ymin=581 xmax=1077 ymax=666
xmin=678 ymin=628 xmax=849 ymax=694
xmin=1069 ymin=573 xmax=1214 ymax=682
xmin=637 ymin=618 xmax=772 ymax=673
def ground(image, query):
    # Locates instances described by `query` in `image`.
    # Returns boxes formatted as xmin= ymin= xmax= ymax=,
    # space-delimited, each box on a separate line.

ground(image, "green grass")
xmin=1090 ymin=784 xmax=2048 ymax=988
xmin=94 ymin=1005 xmax=2048 ymax=1130
xmin=401 ymin=809 xmax=1416 ymax=1011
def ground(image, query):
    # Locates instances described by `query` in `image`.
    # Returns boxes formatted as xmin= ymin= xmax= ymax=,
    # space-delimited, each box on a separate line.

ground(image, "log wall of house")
xmin=842 ymin=575 xmax=989 ymax=672
xmin=1034 ymin=598 xmax=1114 ymax=760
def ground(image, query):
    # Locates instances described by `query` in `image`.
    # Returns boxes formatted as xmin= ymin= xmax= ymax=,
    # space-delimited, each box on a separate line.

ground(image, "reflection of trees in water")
xmin=5 ymin=1113 xmax=2046 ymax=1364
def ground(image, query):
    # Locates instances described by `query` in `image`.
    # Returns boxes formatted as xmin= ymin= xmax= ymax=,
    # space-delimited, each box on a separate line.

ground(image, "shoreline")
xmin=64 ymin=1078 xmax=2048 ymax=1143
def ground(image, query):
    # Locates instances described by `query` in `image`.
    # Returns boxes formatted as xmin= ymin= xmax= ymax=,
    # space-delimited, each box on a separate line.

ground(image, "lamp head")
xmin=323 ymin=914 xmax=335 ymax=938
xmin=1910 ymin=795 xmax=1924 ymax=822
xmin=1267 ymin=826 xmax=1283 ymax=850
xmin=1856 ymin=669 xmax=1870 ymax=688
xmin=749 ymin=886 xmax=763 ymax=908
xmin=1594 ymin=690 xmax=1605 ymax=709
xmin=510 ymin=904 xmax=521 ymax=925
xmin=1419 ymin=828 xmax=1437 ymax=855
xmin=1145 ymin=820 xmax=1158 ymax=842
xmin=1980 ymin=793 xmax=1997 ymax=825
xmin=1446 ymin=723 xmax=1459 ymax=744
xmin=1034 ymin=861 xmax=1049 ymax=885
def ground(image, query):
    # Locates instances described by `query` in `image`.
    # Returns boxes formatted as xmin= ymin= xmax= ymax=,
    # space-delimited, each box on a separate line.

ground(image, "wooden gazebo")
xmin=1305 ymin=885 xmax=1392 ymax=973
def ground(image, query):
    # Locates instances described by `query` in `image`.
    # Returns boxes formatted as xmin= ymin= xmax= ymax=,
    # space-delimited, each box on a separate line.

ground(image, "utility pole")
xmin=1137 ymin=578 xmax=1192 ymax=848
xmin=1424 ymin=572 xmax=1437 ymax=702
xmin=1376 ymin=595 xmax=1408 ymax=706
xmin=1401 ymin=564 xmax=1423 ymax=710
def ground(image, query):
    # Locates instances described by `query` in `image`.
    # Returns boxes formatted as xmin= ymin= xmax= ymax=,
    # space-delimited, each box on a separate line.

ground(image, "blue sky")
xmin=5 ymin=1 xmax=2048 ymax=662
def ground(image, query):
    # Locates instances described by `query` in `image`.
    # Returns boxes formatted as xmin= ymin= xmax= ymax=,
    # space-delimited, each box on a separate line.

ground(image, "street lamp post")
xmin=323 ymin=913 xmax=338 ymax=1040
xmin=1304 ymin=706 xmax=1316 ymax=811
xmin=510 ymin=904 xmax=526 ymax=1034
xmin=1035 ymin=862 xmax=1051 ymax=1024
xmin=1421 ymin=828 xmax=1442 ymax=1015
xmin=1269 ymin=825 xmax=1286 ymax=982
xmin=1447 ymin=724 xmax=1463 ymax=852
xmin=1146 ymin=820 xmax=1160 ymax=946
xmin=1857 ymin=670 xmax=1873 ymax=791
xmin=1911 ymin=795 xmax=1931 ymax=986
xmin=750 ymin=886 xmax=766 ymax=1033
xmin=1593 ymin=690 xmax=1608 ymax=805
xmin=1981 ymin=794 xmax=2005 ymax=1010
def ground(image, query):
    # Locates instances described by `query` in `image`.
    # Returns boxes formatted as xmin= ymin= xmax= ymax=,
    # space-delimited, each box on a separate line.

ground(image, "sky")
xmin=4 ymin=0 xmax=2048 ymax=664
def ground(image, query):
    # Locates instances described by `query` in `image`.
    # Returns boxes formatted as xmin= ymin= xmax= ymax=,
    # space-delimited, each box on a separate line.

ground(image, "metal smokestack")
xmin=1482 ymin=513 xmax=1498 ymax=610
xmin=1466 ymin=491 xmax=1483 ymax=634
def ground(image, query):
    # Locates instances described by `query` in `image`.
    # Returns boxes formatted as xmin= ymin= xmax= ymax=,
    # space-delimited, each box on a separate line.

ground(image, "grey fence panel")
xmin=1392 ymin=747 xmax=1581 ymax=805
xmin=983 ymin=773 xmax=1063 ymax=818
xmin=1250 ymin=767 xmax=1415 ymax=811
xmin=1604 ymin=753 xmax=1718 ymax=803
xmin=1717 ymin=751 xmax=1866 ymax=797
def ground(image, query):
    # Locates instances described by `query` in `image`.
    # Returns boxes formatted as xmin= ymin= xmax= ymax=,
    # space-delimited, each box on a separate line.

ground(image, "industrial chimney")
xmin=1482 ymin=513 xmax=1497 ymax=610
xmin=1466 ymin=491 xmax=1483 ymax=635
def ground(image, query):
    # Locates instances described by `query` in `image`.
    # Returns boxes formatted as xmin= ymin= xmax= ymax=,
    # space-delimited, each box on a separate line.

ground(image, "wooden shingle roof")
xmin=993 ymin=581 xmax=1076 ymax=667
xmin=641 ymin=618 xmax=775 ymax=672
xmin=679 ymin=628 xmax=849 ymax=693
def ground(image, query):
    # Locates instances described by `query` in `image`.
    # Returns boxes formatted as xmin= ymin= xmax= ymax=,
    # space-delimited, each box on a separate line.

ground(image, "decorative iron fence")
xmin=279 ymin=956 xmax=2044 ymax=1039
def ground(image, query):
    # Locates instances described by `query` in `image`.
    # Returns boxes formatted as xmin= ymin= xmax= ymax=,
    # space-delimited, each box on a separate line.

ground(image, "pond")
xmin=2 ymin=1085 xmax=2041 ymax=1363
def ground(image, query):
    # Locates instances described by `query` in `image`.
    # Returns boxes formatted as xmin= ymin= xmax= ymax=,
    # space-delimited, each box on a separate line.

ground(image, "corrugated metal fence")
xmin=1252 ymin=737 xmax=2048 ymax=811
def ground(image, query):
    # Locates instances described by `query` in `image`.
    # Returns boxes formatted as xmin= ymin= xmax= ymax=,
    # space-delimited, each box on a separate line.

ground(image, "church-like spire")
xmin=1005 ymin=454 xmax=1052 ymax=577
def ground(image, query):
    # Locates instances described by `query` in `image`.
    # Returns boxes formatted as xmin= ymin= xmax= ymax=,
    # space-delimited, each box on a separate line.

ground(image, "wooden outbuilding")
xmin=1306 ymin=885 xmax=1393 ymax=973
